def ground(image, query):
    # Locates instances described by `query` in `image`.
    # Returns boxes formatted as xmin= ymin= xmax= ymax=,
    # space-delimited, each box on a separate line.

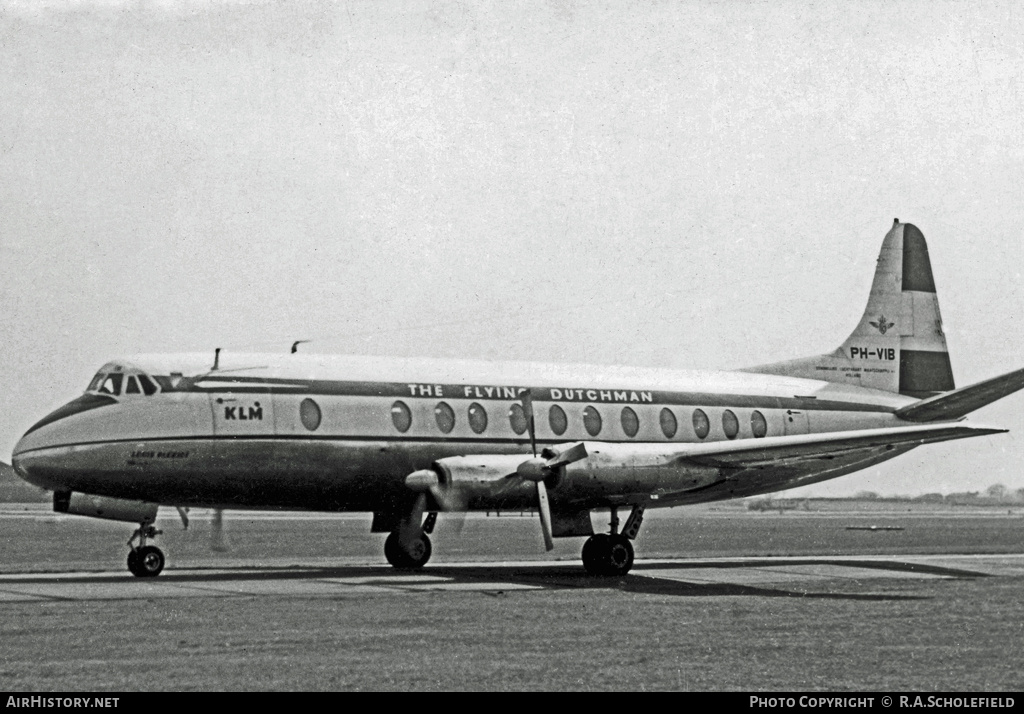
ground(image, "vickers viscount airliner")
xmin=12 ymin=220 xmax=1024 ymax=577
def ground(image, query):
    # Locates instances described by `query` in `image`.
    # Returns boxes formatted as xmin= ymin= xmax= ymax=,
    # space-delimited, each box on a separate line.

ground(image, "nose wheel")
xmin=127 ymin=523 xmax=165 ymax=578
xmin=384 ymin=531 xmax=432 ymax=569
xmin=127 ymin=545 xmax=165 ymax=577
xmin=383 ymin=494 xmax=434 ymax=569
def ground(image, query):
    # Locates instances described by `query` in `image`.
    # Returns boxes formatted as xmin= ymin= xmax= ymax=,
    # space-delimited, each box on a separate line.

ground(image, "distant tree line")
xmin=745 ymin=484 xmax=1024 ymax=508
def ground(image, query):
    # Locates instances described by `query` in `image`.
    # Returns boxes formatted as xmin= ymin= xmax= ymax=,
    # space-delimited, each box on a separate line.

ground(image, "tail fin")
xmin=746 ymin=219 xmax=955 ymax=397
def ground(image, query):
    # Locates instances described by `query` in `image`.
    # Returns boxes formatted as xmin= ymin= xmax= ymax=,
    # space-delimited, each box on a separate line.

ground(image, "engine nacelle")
xmin=425 ymin=454 xmax=538 ymax=508
xmin=557 ymin=443 xmax=720 ymax=498
xmin=424 ymin=445 xmax=721 ymax=506
xmin=54 ymin=491 xmax=159 ymax=524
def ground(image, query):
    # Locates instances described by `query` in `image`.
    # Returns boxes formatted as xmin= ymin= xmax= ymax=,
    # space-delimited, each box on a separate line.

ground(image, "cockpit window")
xmin=137 ymin=374 xmax=158 ymax=396
xmin=98 ymin=373 xmax=123 ymax=396
xmin=88 ymin=368 xmax=160 ymax=396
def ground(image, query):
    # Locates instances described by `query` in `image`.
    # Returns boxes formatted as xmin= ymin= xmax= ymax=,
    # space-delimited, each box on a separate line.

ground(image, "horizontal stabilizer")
xmin=895 ymin=366 xmax=1024 ymax=422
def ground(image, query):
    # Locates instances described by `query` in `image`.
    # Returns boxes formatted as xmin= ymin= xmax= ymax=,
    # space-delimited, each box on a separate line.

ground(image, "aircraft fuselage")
xmin=12 ymin=353 xmax=915 ymax=513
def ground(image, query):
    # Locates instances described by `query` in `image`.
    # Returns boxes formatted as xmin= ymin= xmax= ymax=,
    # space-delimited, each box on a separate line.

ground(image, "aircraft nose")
xmin=20 ymin=393 xmax=118 ymax=442
xmin=11 ymin=393 xmax=119 ymax=487
xmin=11 ymin=430 xmax=44 ymax=490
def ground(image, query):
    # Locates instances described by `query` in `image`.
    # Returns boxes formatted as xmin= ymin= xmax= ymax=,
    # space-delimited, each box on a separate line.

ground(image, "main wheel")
xmin=132 ymin=545 xmax=165 ymax=578
xmin=582 ymin=534 xmax=610 ymax=575
xmin=384 ymin=531 xmax=432 ymax=569
xmin=581 ymin=534 xmax=634 ymax=576
xmin=604 ymin=534 xmax=634 ymax=576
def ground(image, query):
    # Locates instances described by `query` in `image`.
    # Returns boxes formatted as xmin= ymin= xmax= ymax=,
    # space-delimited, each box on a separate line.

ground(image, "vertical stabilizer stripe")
xmin=902 ymin=223 xmax=937 ymax=293
xmin=899 ymin=349 xmax=954 ymax=397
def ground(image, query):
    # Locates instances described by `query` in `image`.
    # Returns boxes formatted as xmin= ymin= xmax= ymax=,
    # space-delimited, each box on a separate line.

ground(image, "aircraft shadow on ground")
xmin=11 ymin=557 xmax=990 ymax=601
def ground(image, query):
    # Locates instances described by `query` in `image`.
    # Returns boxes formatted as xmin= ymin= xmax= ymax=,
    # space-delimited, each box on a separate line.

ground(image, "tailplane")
xmin=745 ymin=219 xmax=955 ymax=397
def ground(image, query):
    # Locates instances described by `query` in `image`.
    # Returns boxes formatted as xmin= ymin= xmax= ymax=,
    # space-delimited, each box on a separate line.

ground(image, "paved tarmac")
xmin=1 ymin=553 xmax=1020 ymax=603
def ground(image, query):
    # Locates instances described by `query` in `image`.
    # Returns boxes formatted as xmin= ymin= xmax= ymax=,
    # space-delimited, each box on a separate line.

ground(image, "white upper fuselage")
xmin=16 ymin=350 xmax=917 ymax=449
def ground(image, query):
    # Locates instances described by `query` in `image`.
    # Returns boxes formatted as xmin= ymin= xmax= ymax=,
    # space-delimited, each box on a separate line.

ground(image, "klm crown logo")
xmin=869 ymin=315 xmax=895 ymax=335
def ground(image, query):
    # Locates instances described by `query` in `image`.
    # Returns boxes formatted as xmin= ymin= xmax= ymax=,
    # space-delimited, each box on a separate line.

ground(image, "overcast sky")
xmin=2 ymin=0 xmax=1023 ymax=496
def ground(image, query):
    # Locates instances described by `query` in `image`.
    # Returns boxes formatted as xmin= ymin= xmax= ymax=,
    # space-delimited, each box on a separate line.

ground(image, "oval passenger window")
xmin=621 ymin=407 xmax=639 ymax=438
xmin=722 ymin=410 xmax=739 ymax=440
xmin=660 ymin=408 xmax=677 ymax=439
xmin=509 ymin=403 xmax=528 ymax=435
xmin=435 ymin=402 xmax=455 ymax=434
xmin=468 ymin=402 xmax=488 ymax=434
xmin=549 ymin=405 xmax=567 ymax=436
xmin=391 ymin=401 xmax=412 ymax=433
xmin=301 ymin=398 xmax=322 ymax=431
xmin=751 ymin=410 xmax=767 ymax=438
xmin=692 ymin=409 xmax=710 ymax=439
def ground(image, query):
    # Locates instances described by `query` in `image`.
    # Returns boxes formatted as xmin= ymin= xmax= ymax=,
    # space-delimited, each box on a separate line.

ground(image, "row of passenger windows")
xmin=389 ymin=400 xmax=768 ymax=440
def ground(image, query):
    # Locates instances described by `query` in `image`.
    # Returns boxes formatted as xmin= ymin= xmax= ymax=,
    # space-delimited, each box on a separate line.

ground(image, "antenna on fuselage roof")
xmin=291 ymin=340 xmax=310 ymax=354
xmin=211 ymin=348 xmax=221 ymax=371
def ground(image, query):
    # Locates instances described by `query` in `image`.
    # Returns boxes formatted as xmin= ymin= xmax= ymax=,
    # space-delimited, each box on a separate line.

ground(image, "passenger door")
xmin=783 ymin=409 xmax=809 ymax=436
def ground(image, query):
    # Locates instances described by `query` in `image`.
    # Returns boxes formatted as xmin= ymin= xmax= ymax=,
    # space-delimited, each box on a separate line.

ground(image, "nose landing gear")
xmin=127 ymin=523 xmax=165 ymax=577
xmin=384 ymin=495 xmax=435 ymax=569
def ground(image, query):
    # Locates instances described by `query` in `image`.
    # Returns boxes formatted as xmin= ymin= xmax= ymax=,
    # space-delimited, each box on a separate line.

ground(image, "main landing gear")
xmin=581 ymin=505 xmax=644 ymax=577
xmin=384 ymin=501 xmax=436 ymax=570
xmin=126 ymin=522 xmax=165 ymax=578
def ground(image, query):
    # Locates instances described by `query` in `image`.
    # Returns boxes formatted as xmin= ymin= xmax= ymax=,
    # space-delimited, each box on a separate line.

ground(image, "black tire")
xmin=582 ymin=534 xmax=610 ymax=576
xmin=384 ymin=531 xmax=432 ymax=569
xmin=384 ymin=531 xmax=404 ymax=567
xmin=127 ymin=549 xmax=141 ymax=576
xmin=134 ymin=545 xmax=165 ymax=578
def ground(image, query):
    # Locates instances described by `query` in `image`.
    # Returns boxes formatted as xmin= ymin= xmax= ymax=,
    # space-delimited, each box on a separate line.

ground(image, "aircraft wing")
xmin=573 ymin=422 xmax=1006 ymax=504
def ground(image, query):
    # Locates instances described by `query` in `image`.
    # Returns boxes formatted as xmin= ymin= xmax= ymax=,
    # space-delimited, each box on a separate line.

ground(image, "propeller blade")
xmin=428 ymin=483 xmax=465 ymax=512
xmin=429 ymin=482 xmax=468 ymax=535
xmin=406 ymin=468 xmax=468 ymax=534
xmin=518 ymin=443 xmax=587 ymax=552
xmin=399 ymin=493 xmax=428 ymax=550
xmin=536 ymin=481 xmax=554 ymax=551
xmin=544 ymin=442 xmax=588 ymax=469
xmin=210 ymin=508 xmax=230 ymax=552
xmin=520 ymin=389 xmax=537 ymax=456
xmin=518 ymin=441 xmax=589 ymax=481
xmin=175 ymin=506 xmax=190 ymax=530
xmin=446 ymin=509 xmax=467 ymax=536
